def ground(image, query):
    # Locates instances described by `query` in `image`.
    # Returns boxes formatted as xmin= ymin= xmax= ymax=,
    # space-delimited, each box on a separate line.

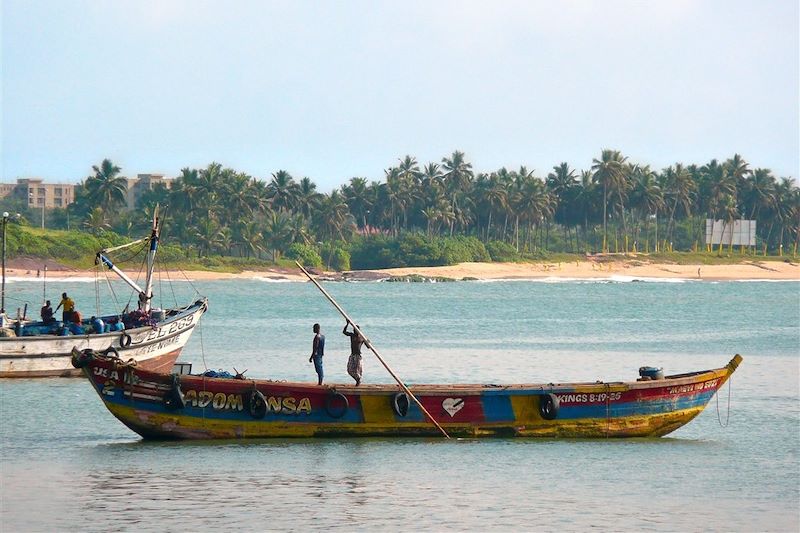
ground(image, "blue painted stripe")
xmin=481 ymin=394 xmax=515 ymax=422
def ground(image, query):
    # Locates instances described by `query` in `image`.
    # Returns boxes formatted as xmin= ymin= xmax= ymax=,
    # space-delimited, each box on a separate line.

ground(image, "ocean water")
xmin=1 ymin=278 xmax=798 ymax=532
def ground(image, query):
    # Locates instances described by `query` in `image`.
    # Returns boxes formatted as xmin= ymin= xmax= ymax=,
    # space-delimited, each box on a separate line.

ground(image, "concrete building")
xmin=0 ymin=174 xmax=173 ymax=211
xmin=0 ymin=178 xmax=76 ymax=209
xmin=124 ymin=174 xmax=173 ymax=210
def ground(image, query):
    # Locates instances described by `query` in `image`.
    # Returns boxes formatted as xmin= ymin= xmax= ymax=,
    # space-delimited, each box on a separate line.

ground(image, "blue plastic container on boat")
xmin=639 ymin=366 xmax=664 ymax=380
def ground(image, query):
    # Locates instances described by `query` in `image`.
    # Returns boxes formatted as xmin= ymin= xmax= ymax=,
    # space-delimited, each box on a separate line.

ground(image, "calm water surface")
xmin=1 ymin=278 xmax=798 ymax=531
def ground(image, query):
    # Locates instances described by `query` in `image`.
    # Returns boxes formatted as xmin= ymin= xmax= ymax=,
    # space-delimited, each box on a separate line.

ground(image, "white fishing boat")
xmin=0 ymin=208 xmax=208 ymax=377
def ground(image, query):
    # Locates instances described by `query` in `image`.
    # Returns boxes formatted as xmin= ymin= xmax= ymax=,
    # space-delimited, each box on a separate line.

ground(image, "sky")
xmin=2 ymin=0 xmax=798 ymax=191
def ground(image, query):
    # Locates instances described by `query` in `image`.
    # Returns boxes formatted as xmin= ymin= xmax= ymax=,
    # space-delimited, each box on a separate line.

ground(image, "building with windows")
xmin=0 ymin=174 xmax=173 ymax=211
xmin=0 ymin=178 xmax=76 ymax=209
xmin=125 ymin=174 xmax=173 ymax=210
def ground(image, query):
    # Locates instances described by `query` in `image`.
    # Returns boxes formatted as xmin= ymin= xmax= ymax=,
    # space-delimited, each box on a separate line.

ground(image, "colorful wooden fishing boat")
xmin=73 ymin=349 xmax=742 ymax=439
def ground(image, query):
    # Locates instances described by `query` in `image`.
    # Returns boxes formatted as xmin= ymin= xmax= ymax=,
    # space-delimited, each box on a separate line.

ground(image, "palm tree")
xmin=422 ymin=206 xmax=439 ymax=237
xmin=268 ymin=170 xmax=299 ymax=213
xmin=547 ymin=163 xmax=577 ymax=249
xmin=591 ymin=150 xmax=628 ymax=252
xmin=82 ymin=207 xmax=110 ymax=234
xmin=295 ymin=177 xmax=321 ymax=221
xmin=383 ymin=168 xmax=406 ymax=236
xmin=224 ymin=172 xmax=255 ymax=226
xmin=239 ymin=220 xmax=265 ymax=258
xmin=726 ymin=153 xmax=751 ymax=203
xmin=516 ymin=176 xmax=552 ymax=251
xmin=421 ymin=162 xmax=444 ymax=189
xmin=742 ymin=168 xmax=776 ymax=220
xmin=771 ymin=178 xmax=799 ymax=253
xmin=194 ymin=218 xmax=224 ymax=257
xmin=287 ymin=214 xmax=313 ymax=246
xmin=629 ymin=165 xmax=664 ymax=252
xmin=342 ymin=177 xmax=372 ymax=230
xmin=702 ymin=159 xmax=736 ymax=218
xmin=85 ymin=159 xmax=127 ymax=210
xmin=263 ymin=211 xmax=291 ymax=260
xmin=316 ymin=190 xmax=354 ymax=241
xmin=441 ymin=151 xmax=474 ymax=233
xmin=397 ymin=155 xmax=420 ymax=183
xmin=661 ymin=164 xmax=696 ymax=248
xmin=482 ymin=172 xmax=508 ymax=241
xmin=718 ymin=195 xmax=740 ymax=253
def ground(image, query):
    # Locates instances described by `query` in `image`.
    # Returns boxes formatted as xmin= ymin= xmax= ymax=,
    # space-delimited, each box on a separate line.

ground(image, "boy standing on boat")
xmin=55 ymin=292 xmax=75 ymax=323
xmin=343 ymin=321 xmax=364 ymax=385
xmin=309 ymin=323 xmax=325 ymax=385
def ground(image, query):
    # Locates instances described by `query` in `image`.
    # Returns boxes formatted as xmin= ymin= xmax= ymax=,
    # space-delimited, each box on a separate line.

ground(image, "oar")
xmin=295 ymin=261 xmax=451 ymax=439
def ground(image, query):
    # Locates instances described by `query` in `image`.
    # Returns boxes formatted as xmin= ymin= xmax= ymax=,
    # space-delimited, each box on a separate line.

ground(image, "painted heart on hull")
xmin=442 ymin=397 xmax=464 ymax=417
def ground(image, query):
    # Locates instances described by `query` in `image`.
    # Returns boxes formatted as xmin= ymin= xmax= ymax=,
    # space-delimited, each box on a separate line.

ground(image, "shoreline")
xmin=4 ymin=259 xmax=799 ymax=282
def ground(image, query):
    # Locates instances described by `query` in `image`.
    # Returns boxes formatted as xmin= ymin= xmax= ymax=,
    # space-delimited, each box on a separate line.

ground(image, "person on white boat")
xmin=90 ymin=316 xmax=105 ymax=334
xmin=342 ymin=321 xmax=364 ymax=386
xmin=55 ymin=292 xmax=75 ymax=323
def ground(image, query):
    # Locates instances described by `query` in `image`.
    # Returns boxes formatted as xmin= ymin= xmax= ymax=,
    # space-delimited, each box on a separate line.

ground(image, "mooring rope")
xmin=198 ymin=321 xmax=208 ymax=373
xmin=715 ymin=374 xmax=733 ymax=427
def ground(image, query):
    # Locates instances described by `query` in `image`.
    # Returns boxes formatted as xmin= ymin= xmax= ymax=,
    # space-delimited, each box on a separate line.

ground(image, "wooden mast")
xmin=295 ymin=261 xmax=451 ymax=439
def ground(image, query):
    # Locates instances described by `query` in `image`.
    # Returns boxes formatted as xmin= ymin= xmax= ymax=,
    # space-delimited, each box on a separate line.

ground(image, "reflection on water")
xmin=1 ymin=281 xmax=798 ymax=531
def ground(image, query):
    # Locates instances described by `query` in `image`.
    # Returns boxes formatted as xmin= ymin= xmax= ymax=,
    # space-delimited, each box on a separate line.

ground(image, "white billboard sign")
xmin=705 ymin=219 xmax=756 ymax=246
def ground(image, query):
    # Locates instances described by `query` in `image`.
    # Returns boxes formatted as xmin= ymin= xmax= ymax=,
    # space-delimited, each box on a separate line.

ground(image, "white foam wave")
xmin=608 ymin=275 xmax=692 ymax=283
xmin=730 ymin=278 xmax=800 ymax=283
xmin=5 ymin=276 xmax=98 ymax=283
xmin=475 ymin=276 xmax=692 ymax=284
xmin=253 ymin=276 xmax=302 ymax=283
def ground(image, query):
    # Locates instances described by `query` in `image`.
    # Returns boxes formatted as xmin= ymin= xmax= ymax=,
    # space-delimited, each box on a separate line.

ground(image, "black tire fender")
xmin=325 ymin=392 xmax=349 ymax=419
xmin=247 ymin=390 xmax=267 ymax=419
xmin=120 ymin=333 xmax=132 ymax=348
xmin=392 ymin=392 xmax=410 ymax=417
xmin=539 ymin=393 xmax=559 ymax=420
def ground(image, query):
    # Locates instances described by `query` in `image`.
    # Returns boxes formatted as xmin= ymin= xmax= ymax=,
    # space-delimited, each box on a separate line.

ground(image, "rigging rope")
xmin=94 ymin=263 xmax=100 ymax=316
xmin=177 ymin=266 xmax=202 ymax=299
xmin=158 ymin=259 xmax=164 ymax=310
xmin=102 ymin=268 xmax=123 ymax=318
xmin=160 ymin=257 xmax=179 ymax=308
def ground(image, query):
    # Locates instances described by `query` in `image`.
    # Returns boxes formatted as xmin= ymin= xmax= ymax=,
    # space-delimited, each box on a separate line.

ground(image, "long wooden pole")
xmin=295 ymin=261 xmax=450 ymax=439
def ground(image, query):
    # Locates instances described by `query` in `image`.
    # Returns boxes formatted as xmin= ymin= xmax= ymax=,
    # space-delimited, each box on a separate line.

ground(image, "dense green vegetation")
xmin=2 ymin=151 xmax=798 ymax=270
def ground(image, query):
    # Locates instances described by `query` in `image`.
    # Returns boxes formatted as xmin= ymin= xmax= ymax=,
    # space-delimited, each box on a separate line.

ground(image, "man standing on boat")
xmin=309 ymin=323 xmax=325 ymax=385
xmin=55 ymin=292 xmax=75 ymax=323
xmin=40 ymin=300 xmax=54 ymax=323
xmin=342 ymin=321 xmax=364 ymax=386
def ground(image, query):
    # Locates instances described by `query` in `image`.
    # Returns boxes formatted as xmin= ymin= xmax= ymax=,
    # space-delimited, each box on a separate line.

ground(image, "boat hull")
xmin=77 ymin=352 xmax=742 ymax=439
xmin=0 ymin=298 xmax=207 ymax=378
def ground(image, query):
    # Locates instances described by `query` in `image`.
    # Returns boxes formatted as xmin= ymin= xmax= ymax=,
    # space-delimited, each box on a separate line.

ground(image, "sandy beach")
xmin=374 ymin=260 xmax=800 ymax=281
xmin=5 ymin=259 xmax=799 ymax=282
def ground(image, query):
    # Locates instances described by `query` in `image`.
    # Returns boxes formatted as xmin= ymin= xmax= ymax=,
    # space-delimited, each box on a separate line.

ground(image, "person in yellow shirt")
xmin=55 ymin=292 xmax=75 ymax=323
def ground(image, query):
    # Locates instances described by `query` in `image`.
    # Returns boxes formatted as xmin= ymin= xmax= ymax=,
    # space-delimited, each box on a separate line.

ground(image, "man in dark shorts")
xmin=342 ymin=321 xmax=365 ymax=385
xmin=308 ymin=323 xmax=325 ymax=385
xmin=55 ymin=292 xmax=75 ymax=323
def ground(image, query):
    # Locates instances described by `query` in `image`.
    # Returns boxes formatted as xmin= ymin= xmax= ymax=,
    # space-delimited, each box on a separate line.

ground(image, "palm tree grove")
xmin=4 ymin=150 xmax=799 ymax=271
